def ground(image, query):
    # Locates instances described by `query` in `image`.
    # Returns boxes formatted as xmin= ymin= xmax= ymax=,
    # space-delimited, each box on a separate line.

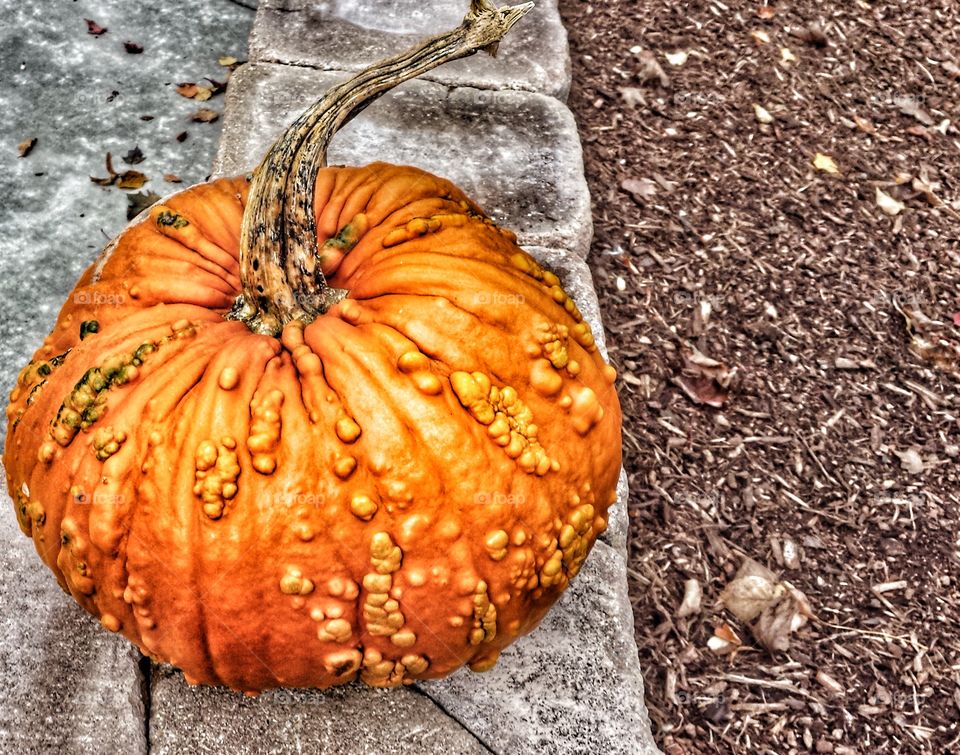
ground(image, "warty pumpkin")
xmin=3 ymin=0 xmax=622 ymax=692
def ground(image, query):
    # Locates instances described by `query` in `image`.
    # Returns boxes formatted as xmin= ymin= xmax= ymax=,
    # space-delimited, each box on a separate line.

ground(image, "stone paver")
xmin=418 ymin=540 xmax=657 ymax=755
xmin=149 ymin=666 xmax=488 ymax=755
xmin=0 ymin=481 xmax=146 ymax=755
xmin=250 ymin=0 xmax=571 ymax=99
xmin=213 ymin=63 xmax=592 ymax=257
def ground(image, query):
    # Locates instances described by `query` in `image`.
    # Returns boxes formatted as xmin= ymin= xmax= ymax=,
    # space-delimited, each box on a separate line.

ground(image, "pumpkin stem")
xmin=235 ymin=0 xmax=534 ymax=336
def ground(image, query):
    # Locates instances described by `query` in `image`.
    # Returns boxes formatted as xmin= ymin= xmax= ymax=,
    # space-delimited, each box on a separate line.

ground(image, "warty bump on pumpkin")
xmin=3 ymin=0 xmax=623 ymax=692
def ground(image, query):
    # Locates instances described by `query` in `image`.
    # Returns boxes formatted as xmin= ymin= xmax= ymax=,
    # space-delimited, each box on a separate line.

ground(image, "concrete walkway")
xmin=0 ymin=1 xmax=659 ymax=752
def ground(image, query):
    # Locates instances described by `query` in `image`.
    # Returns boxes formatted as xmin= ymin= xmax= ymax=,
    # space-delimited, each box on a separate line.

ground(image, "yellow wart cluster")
xmin=381 ymin=200 xmax=514 ymax=249
xmin=469 ymin=580 xmax=497 ymax=645
xmin=194 ymin=437 xmax=241 ymax=519
xmin=362 ymin=533 xmax=415 ymax=648
xmin=450 ymin=371 xmax=557 ymax=476
xmin=540 ymin=500 xmax=598 ymax=590
xmin=247 ymin=389 xmax=284 ymax=474
xmin=361 ymin=648 xmax=429 ymax=688
xmin=396 ymin=351 xmax=443 ymax=396
xmin=91 ymin=425 xmax=127 ymax=461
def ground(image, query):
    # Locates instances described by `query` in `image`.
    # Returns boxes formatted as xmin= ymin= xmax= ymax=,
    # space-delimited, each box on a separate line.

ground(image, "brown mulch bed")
xmin=558 ymin=0 xmax=960 ymax=752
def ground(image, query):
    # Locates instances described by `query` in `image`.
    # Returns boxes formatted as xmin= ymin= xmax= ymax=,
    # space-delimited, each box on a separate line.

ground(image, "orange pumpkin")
xmin=3 ymin=0 xmax=621 ymax=692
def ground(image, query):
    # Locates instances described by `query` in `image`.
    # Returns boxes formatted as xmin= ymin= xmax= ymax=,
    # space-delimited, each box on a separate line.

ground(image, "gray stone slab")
xmin=0 ymin=0 xmax=253 ymax=449
xmin=249 ymin=0 xmax=571 ymax=99
xmin=0 ymin=479 xmax=147 ymax=755
xmin=213 ymin=63 xmax=592 ymax=256
xmin=149 ymin=666 xmax=489 ymax=754
xmin=525 ymin=246 xmax=628 ymax=552
xmin=418 ymin=540 xmax=659 ymax=755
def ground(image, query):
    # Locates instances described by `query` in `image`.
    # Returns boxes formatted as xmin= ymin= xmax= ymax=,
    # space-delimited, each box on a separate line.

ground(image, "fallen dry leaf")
xmin=619 ymin=87 xmax=647 ymax=108
xmin=665 ymin=50 xmax=689 ymax=66
xmin=176 ymin=131 xmax=189 ymax=143
xmin=17 ymin=137 xmax=36 ymax=158
xmin=895 ymin=448 xmax=924 ymax=475
xmin=707 ymin=622 xmax=743 ymax=656
xmin=875 ymin=187 xmax=905 ymax=216
xmin=753 ymin=103 xmax=774 ymax=124
xmin=720 ymin=558 xmax=814 ymax=652
xmin=91 ymin=153 xmax=148 ymax=190
xmin=720 ymin=559 xmax=783 ymax=622
xmin=897 ymin=95 xmax=934 ymax=126
xmin=127 ymin=191 xmax=161 ymax=221
xmin=90 ymin=153 xmax=118 ymax=186
xmin=124 ymin=41 xmax=144 ymax=54
xmin=122 ymin=146 xmax=145 ymax=165
xmin=896 ymin=301 xmax=960 ymax=378
xmin=176 ymin=82 xmax=219 ymax=101
xmin=751 ymin=30 xmax=770 ymax=45
xmin=752 ymin=582 xmax=814 ymax=652
xmin=853 ymin=115 xmax=876 ymax=134
xmin=812 ymin=152 xmax=840 ymax=175
xmin=85 ymin=19 xmax=107 ymax=36
xmin=163 ymin=173 xmax=183 ymax=184
xmin=780 ymin=47 xmax=797 ymax=65
xmin=116 ymin=170 xmax=148 ymax=190
xmin=757 ymin=6 xmax=776 ymax=20
xmin=677 ymin=578 xmax=702 ymax=619
xmin=674 ymin=344 xmax=738 ymax=408
xmin=218 ymin=55 xmax=238 ymax=67
xmin=621 ymin=177 xmax=657 ymax=204
xmin=190 ymin=108 xmax=220 ymax=123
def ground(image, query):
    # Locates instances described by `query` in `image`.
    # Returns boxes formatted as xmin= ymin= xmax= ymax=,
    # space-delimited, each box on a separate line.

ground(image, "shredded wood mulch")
xmin=559 ymin=0 xmax=960 ymax=752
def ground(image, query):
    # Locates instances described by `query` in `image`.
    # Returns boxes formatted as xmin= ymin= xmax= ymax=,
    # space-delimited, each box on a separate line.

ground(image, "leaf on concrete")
xmin=163 ymin=173 xmax=182 ymax=183
xmin=127 ymin=191 xmax=161 ymax=221
xmin=177 ymin=82 xmax=215 ymax=101
xmin=85 ymin=19 xmax=107 ymax=36
xmin=190 ymin=108 xmax=220 ymax=123
xmin=91 ymin=152 xmax=118 ymax=186
xmin=117 ymin=170 xmax=148 ymax=190
xmin=218 ymin=55 xmax=238 ymax=67
xmin=122 ymin=146 xmax=145 ymax=165
xmin=17 ymin=137 xmax=36 ymax=158
xmin=124 ymin=41 xmax=144 ymax=54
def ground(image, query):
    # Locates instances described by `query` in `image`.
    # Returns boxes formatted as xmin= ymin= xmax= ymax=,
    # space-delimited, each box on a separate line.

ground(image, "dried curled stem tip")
xmin=467 ymin=0 xmax=536 ymax=56
xmin=236 ymin=0 xmax=535 ymax=337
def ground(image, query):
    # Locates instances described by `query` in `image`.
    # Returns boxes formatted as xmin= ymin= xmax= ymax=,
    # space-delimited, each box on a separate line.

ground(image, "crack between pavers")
xmin=250 ymin=54 xmax=542 ymax=97
xmin=138 ymin=654 xmax=153 ymax=754
xmin=409 ymin=683 xmax=498 ymax=754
